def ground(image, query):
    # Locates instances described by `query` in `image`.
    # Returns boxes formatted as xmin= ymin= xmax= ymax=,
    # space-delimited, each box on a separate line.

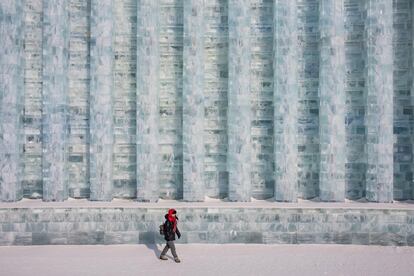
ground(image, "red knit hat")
xmin=167 ymin=209 xmax=177 ymax=232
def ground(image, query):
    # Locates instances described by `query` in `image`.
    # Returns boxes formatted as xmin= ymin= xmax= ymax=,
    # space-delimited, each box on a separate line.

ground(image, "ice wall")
xmin=0 ymin=0 xmax=413 ymax=202
xmin=0 ymin=0 xmax=24 ymax=201
xmin=158 ymin=0 xmax=184 ymax=199
xmin=344 ymin=0 xmax=367 ymax=200
xmin=273 ymin=0 xmax=298 ymax=202
xmin=227 ymin=0 xmax=252 ymax=201
xmin=393 ymin=0 xmax=413 ymax=201
xmin=22 ymin=0 xmax=43 ymax=198
xmin=412 ymin=0 xmax=414 ymax=201
xmin=113 ymin=0 xmax=137 ymax=198
xmin=89 ymin=0 xmax=114 ymax=201
xmin=203 ymin=0 xmax=229 ymax=199
xmin=250 ymin=1 xmax=274 ymax=200
xmin=364 ymin=0 xmax=394 ymax=202
xmin=41 ymin=0 xmax=70 ymax=201
xmin=296 ymin=0 xmax=321 ymax=199
xmin=182 ymin=0 xmax=205 ymax=201
xmin=136 ymin=0 xmax=160 ymax=202
xmin=318 ymin=0 xmax=346 ymax=201
xmin=68 ymin=0 xmax=90 ymax=199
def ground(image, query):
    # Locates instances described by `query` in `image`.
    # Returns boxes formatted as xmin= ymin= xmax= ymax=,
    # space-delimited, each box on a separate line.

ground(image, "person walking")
xmin=159 ymin=208 xmax=181 ymax=263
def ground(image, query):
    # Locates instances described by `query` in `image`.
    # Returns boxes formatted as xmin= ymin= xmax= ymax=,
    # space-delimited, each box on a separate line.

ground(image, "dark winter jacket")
xmin=163 ymin=214 xmax=181 ymax=241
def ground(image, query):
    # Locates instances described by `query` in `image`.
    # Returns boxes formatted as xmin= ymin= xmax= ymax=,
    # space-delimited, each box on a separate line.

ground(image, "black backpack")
xmin=159 ymin=222 xmax=165 ymax=235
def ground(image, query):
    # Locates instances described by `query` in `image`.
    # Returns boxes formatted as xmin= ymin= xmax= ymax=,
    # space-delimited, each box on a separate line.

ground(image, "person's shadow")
xmin=145 ymin=242 xmax=174 ymax=261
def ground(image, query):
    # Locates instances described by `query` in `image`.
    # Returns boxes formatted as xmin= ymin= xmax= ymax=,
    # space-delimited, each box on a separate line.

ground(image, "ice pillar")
xmin=273 ymin=0 xmax=298 ymax=202
xmin=182 ymin=0 xmax=205 ymax=201
xmin=411 ymin=0 xmax=414 ymax=201
xmin=227 ymin=0 xmax=252 ymax=201
xmin=318 ymin=0 xmax=346 ymax=201
xmin=0 ymin=0 xmax=24 ymax=202
xmin=203 ymin=0 xmax=228 ymax=199
xmin=67 ymin=0 xmax=90 ymax=198
xmin=89 ymin=0 xmax=114 ymax=201
xmin=364 ymin=0 xmax=394 ymax=202
xmin=41 ymin=0 xmax=69 ymax=201
xmin=136 ymin=0 xmax=160 ymax=202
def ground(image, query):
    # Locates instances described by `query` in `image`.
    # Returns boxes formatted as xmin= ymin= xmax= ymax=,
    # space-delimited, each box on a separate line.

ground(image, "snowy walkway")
xmin=0 ymin=244 xmax=413 ymax=276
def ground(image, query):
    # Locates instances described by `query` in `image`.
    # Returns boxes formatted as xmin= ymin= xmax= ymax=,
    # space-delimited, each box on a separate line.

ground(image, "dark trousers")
xmin=161 ymin=241 xmax=178 ymax=258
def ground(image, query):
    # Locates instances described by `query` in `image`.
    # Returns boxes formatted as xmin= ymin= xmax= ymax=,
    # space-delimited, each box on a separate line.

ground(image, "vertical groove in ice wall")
xmin=182 ymin=0 xmax=205 ymax=201
xmin=0 ymin=0 xmax=24 ymax=201
xmin=365 ymin=0 xmax=394 ymax=202
xmin=250 ymin=1 xmax=274 ymax=200
xmin=136 ymin=0 xmax=160 ymax=202
xmin=318 ymin=0 xmax=346 ymax=201
xmin=273 ymin=0 xmax=299 ymax=202
xmin=68 ymin=0 xmax=90 ymax=198
xmin=113 ymin=0 xmax=137 ymax=198
xmin=89 ymin=0 xmax=114 ymax=201
xmin=41 ymin=0 xmax=70 ymax=201
xmin=393 ymin=0 xmax=413 ymax=200
xmin=203 ymin=0 xmax=228 ymax=199
xmin=227 ymin=0 xmax=252 ymax=201
xmin=344 ymin=0 xmax=367 ymax=200
xmin=158 ymin=0 xmax=184 ymax=200
xmin=412 ymin=0 xmax=414 ymax=200
xmin=296 ymin=0 xmax=320 ymax=199
xmin=22 ymin=0 xmax=43 ymax=199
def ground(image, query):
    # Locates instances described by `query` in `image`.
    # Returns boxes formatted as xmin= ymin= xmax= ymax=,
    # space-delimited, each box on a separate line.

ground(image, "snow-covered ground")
xmin=0 ymin=244 xmax=413 ymax=276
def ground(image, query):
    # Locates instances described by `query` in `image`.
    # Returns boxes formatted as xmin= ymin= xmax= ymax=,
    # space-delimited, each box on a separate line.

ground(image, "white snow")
xmin=0 ymin=244 xmax=413 ymax=276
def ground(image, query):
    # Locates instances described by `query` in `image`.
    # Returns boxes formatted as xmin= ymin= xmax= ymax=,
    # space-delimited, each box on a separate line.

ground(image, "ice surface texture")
xmin=0 ymin=0 xmax=413 ymax=202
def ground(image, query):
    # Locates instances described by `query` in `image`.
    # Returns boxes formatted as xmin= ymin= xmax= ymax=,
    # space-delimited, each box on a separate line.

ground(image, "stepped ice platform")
xmin=0 ymin=198 xmax=413 ymax=246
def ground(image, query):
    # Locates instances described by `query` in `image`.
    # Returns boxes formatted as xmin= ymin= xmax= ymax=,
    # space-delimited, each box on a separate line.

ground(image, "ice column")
xmin=412 ymin=0 xmax=414 ymax=200
xmin=158 ymin=0 xmax=184 ymax=199
xmin=392 ymin=0 xmax=412 ymax=201
xmin=203 ymin=0 xmax=228 ymax=199
xmin=136 ymin=0 xmax=160 ymax=202
xmin=112 ymin=1 xmax=137 ymax=198
xmin=89 ymin=0 xmax=114 ymax=201
xmin=67 ymin=0 xmax=90 ymax=198
xmin=182 ymin=0 xmax=205 ymax=201
xmin=22 ymin=0 xmax=43 ymax=199
xmin=41 ymin=0 xmax=69 ymax=201
xmin=227 ymin=0 xmax=252 ymax=201
xmin=0 ymin=0 xmax=24 ymax=201
xmin=318 ymin=0 xmax=346 ymax=201
xmin=273 ymin=0 xmax=298 ymax=202
xmin=364 ymin=0 xmax=394 ymax=202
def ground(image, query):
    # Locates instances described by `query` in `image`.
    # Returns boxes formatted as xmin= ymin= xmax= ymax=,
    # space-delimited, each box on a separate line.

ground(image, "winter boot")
xmin=159 ymin=255 xmax=168 ymax=260
xmin=174 ymin=257 xmax=181 ymax=263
